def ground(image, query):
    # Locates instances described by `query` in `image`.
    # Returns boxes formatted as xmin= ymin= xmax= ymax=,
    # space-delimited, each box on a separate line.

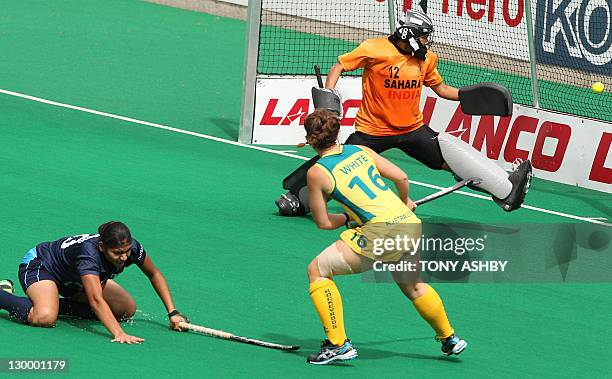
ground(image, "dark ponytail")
xmin=98 ymin=221 xmax=132 ymax=248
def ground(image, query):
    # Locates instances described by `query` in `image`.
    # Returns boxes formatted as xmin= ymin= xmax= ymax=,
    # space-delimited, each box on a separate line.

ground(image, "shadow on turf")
xmin=262 ymin=333 xmax=463 ymax=363
xmin=59 ymin=315 xmax=169 ymax=338
xmin=208 ymin=117 xmax=239 ymax=140
xmin=0 ymin=313 xmax=111 ymax=339
xmin=60 ymin=317 xmax=110 ymax=338
xmin=134 ymin=318 xmax=461 ymax=363
xmin=534 ymin=184 xmax=612 ymax=219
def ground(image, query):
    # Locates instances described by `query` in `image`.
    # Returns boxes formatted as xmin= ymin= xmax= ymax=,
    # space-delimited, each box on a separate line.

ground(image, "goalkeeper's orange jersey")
xmin=338 ymin=38 xmax=443 ymax=136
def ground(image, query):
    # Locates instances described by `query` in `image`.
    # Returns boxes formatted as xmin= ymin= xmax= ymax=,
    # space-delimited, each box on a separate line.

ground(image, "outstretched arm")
xmin=139 ymin=255 xmax=187 ymax=330
xmin=431 ymin=82 xmax=459 ymax=101
xmin=82 ymin=274 xmax=144 ymax=344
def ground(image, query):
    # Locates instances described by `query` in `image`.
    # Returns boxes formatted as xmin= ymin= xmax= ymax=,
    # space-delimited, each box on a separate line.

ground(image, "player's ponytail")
xmin=304 ymin=109 xmax=340 ymax=151
xmin=98 ymin=221 xmax=132 ymax=248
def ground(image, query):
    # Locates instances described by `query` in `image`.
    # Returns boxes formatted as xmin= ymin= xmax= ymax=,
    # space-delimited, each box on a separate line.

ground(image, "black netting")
xmin=257 ymin=0 xmax=611 ymax=122
xmin=533 ymin=0 xmax=611 ymax=121
xmin=258 ymin=1 xmax=393 ymax=76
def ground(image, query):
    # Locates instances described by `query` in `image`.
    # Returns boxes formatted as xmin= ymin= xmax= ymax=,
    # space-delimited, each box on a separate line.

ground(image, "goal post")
xmin=239 ymin=0 xmax=401 ymax=144
xmin=239 ymin=0 xmax=262 ymax=144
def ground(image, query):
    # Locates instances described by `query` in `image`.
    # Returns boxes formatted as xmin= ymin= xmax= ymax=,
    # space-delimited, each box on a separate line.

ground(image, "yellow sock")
xmin=309 ymin=278 xmax=347 ymax=346
xmin=411 ymin=284 xmax=454 ymax=339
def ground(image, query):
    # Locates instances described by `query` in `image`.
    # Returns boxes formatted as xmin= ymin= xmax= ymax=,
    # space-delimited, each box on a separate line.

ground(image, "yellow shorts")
xmin=340 ymin=215 xmax=422 ymax=262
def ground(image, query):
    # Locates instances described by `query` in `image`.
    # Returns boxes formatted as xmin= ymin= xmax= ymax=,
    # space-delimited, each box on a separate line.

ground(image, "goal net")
xmin=240 ymin=0 xmax=612 ymax=145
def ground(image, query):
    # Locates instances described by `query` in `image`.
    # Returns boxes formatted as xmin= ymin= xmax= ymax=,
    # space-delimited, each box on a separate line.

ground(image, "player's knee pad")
xmin=437 ymin=133 xmax=512 ymax=200
xmin=317 ymin=244 xmax=354 ymax=278
xmin=311 ymin=87 xmax=343 ymax=118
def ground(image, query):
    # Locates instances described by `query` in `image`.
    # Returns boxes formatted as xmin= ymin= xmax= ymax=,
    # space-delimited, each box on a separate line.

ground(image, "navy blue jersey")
xmin=34 ymin=234 xmax=146 ymax=293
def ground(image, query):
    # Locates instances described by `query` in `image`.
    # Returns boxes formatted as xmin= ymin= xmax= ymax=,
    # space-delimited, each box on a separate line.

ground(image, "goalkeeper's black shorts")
xmin=344 ymin=124 xmax=445 ymax=170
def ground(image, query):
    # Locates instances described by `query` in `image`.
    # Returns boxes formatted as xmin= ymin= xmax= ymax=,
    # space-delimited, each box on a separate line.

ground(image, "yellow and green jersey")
xmin=315 ymin=144 xmax=414 ymax=226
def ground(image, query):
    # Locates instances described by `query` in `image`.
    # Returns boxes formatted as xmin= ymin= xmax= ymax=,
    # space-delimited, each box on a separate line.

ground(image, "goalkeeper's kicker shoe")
xmin=494 ymin=159 xmax=533 ymax=212
xmin=307 ymin=339 xmax=358 ymax=365
xmin=0 ymin=279 xmax=14 ymax=294
xmin=438 ymin=334 xmax=468 ymax=356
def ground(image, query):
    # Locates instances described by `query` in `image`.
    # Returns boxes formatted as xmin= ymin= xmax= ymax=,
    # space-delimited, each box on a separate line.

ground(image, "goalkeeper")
xmin=276 ymin=9 xmax=532 ymax=216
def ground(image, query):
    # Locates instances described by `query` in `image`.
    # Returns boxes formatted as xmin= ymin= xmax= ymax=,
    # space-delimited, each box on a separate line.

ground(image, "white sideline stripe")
xmin=412 ymin=183 xmax=612 ymax=226
xmin=1 ymin=88 xmax=609 ymax=227
xmin=521 ymin=205 xmax=610 ymax=227
xmin=0 ymin=89 xmax=308 ymax=161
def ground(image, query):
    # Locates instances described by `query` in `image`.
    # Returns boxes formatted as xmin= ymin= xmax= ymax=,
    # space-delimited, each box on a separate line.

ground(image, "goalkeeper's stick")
xmin=314 ymin=64 xmax=324 ymax=88
xmin=179 ymin=322 xmax=300 ymax=351
xmin=414 ymin=177 xmax=482 ymax=206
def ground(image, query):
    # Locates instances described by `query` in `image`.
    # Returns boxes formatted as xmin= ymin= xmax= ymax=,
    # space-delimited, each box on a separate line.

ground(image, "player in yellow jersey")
xmin=304 ymin=109 xmax=467 ymax=365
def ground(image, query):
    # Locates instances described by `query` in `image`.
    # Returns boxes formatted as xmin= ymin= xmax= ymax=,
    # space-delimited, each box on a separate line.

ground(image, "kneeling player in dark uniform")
xmin=0 ymin=221 xmax=187 ymax=344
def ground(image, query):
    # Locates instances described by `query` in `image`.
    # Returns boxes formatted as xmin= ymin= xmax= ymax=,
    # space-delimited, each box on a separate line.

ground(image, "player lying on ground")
xmin=276 ymin=9 xmax=532 ymax=216
xmin=303 ymin=109 xmax=467 ymax=365
xmin=0 ymin=221 xmax=188 ymax=344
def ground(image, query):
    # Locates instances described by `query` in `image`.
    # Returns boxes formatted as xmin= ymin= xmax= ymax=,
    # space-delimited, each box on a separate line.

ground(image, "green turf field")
xmin=1 ymin=1 xmax=611 ymax=378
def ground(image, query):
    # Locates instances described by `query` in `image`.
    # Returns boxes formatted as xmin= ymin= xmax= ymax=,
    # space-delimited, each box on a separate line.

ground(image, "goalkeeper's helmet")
xmin=391 ymin=9 xmax=434 ymax=60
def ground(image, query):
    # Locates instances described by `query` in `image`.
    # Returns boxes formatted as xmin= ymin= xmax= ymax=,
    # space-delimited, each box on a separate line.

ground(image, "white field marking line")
xmin=587 ymin=217 xmax=609 ymax=222
xmin=1 ymin=88 xmax=609 ymax=227
xmin=0 ymin=89 xmax=308 ymax=162
xmin=412 ymin=181 xmax=612 ymax=226
xmin=520 ymin=205 xmax=610 ymax=226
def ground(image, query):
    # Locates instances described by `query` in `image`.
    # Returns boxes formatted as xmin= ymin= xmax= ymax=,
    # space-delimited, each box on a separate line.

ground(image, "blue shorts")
xmin=18 ymin=248 xmax=57 ymax=294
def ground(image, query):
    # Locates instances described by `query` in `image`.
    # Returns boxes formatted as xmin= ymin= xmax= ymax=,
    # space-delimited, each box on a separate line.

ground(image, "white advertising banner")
xmin=262 ymin=0 xmax=392 ymax=34
xmin=428 ymin=0 xmax=531 ymax=61
xmin=252 ymin=76 xmax=612 ymax=193
xmin=252 ymin=76 xmax=363 ymax=145
xmin=219 ymin=0 xmax=248 ymax=6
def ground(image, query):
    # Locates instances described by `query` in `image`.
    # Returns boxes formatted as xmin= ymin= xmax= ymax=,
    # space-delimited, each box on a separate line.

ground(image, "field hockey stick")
xmin=179 ymin=322 xmax=300 ymax=351
xmin=414 ymin=177 xmax=482 ymax=206
xmin=295 ymin=65 xmax=325 ymax=149
xmin=314 ymin=64 xmax=324 ymax=88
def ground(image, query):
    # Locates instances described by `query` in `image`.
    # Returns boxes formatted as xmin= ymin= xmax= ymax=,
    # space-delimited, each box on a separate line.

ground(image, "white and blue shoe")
xmin=0 ymin=279 xmax=14 ymax=294
xmin=307 ymin=339 xmax=358 ymax=365
xmin=439 ymin=334 xmax=468 ymax=356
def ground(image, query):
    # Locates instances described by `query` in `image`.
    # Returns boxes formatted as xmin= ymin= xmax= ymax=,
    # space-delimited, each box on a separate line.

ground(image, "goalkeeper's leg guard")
xmin=438 ymin=133 xmax=532 ymax=212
